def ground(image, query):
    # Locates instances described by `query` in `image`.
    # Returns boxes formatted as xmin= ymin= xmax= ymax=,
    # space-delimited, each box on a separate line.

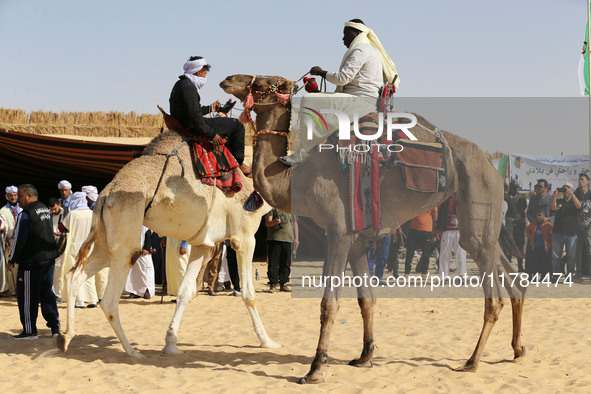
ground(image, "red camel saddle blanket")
xmin=159 ymin=108 xmax=242 ymax=194
xmin=181 ymin=133 xmax=242 ymax=195
xmin=392 ymin=139 xmax=448 ymax=193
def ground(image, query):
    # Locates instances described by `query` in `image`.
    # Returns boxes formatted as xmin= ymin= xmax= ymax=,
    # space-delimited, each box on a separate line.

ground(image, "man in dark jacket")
xmin=8 ymin=184 xmax=60 ymax=340
xmin=169 ymin=56 xmax=248 ymax=172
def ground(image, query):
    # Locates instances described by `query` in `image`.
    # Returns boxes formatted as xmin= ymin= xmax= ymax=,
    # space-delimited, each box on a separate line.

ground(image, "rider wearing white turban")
xmin=169 ymin=56 xmax=247 ymax=168
xmin=310 ymin=19 xmax=399 ymax=98
xmin=279 ymin=19 xmax=399 ymax=166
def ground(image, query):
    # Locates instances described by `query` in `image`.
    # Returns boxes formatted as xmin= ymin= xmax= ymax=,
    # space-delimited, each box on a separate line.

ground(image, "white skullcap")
xmin=564 ymin=182 xmax=574 ymax=189
xmin=69 ymin=191 xmax=89 ymax=211
xmin=82 ymin=185 xmax=99 ymax=202
xmin=5 ymin=185 xmax=17 ymax=194
xmin=183 ymin=57 xmax=207 ymax=75
xmin=58 ymin=180 xmax=72 ymax=190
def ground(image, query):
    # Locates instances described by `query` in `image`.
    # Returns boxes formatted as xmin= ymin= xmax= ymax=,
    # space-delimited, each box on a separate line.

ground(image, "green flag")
xmin=580 ymin=21 xmax=590 ymax=95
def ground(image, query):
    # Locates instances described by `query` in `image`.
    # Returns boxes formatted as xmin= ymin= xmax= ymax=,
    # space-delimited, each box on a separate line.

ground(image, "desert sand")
xmin=1 ymin=260 xmax=591 ymax=393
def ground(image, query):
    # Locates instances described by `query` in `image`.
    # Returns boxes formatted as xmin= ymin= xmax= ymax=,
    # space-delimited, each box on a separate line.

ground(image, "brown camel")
xmin=57 ymin=130 xmax=280 ymax=357
xmin=220 ymin=74 xmax=526 ymax=384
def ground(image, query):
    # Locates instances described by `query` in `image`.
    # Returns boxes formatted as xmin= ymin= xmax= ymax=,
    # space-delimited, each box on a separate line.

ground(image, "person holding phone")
xmin=550 ymin=183 xmax=581 ymax=277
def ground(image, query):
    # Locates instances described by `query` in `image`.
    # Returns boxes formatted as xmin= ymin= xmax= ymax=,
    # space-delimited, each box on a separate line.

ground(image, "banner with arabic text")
xmin=509 ymin=154 xmax=589 ymax=192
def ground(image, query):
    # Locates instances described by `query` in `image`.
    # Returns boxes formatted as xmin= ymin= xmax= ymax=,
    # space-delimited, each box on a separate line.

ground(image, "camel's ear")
xmin=278 ymin=78 xmax=295 ymax=93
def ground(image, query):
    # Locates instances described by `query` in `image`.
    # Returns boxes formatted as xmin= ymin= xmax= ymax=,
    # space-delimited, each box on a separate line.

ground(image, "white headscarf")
xmin=5 ymin=185 xmax=17 ymax=200
xmin=58 ymin=180 xmax=72 ymax=190
xmin=339 ymin=22 xmax=400 ymax=90
xmin=183 ymin=57 xmax=208 ymax=90
xmin=82 ymin=185 xmax=99 ymax=202
xmin=69 ymin=191 xmax=89 ymax=211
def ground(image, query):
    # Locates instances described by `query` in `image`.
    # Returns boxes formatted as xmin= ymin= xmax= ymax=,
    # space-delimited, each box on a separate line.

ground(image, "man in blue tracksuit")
xmin=8 ymin=184 xmax=60 ymax=340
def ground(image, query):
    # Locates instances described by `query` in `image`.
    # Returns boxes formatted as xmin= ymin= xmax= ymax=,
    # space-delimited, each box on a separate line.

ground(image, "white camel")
xmin=57 ymin=130 xmax=279 ymax=357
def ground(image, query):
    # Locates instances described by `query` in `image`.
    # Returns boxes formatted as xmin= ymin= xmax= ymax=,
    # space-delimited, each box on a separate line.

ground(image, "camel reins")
xmin=144 ymin=140 xmax=187 ymax=217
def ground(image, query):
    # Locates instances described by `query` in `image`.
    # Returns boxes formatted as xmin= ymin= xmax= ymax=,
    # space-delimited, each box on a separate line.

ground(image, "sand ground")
xmin=1 ymin=260 xmax=590 ymax=393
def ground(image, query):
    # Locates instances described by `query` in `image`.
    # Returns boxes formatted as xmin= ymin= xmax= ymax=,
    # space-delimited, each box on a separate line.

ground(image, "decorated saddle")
xmin=158 ymin=106 xmax=242 ymax=194
xmin=335 ymin=112 xmax=448 ymax=232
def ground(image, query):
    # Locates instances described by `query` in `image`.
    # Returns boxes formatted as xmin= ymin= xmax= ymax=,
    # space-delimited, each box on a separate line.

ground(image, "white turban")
xmin=183 ymin=58 xmax=208 ymax=75
xmin=82 ymin=185 xmax=99 ymax=202
xmin=58 ymin=180 xmax=72 ymax=190
xmin=5 ymin=185 xmax=17 ymax=194
xmin=341 ymin=21 xmax=400 ymax=90
xmin=69 ymin=191 xmax=89 ymax=211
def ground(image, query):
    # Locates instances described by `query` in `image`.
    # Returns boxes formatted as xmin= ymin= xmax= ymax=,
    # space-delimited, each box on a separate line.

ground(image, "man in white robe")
xmin=0 ymin=186 xmax=21 ymax=295
xmin=125 ymin=226 xmax=156 ymax=299
xmin=60 ymin=192 xmax=98 ymax=308
xmin=164 ymin=238 xmax=192 ymax=296
xmin=82 ymin=185 xmax=109 ymax=301
xmin=279 ymin=19 xmax=400 ymax=166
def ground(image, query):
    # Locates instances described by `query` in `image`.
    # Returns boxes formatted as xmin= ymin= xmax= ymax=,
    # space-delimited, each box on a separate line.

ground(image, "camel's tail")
xmin=498 ymin=224 xmax=522 ymax=259
xmin=70 ymin=196 xmax=105 ymax=273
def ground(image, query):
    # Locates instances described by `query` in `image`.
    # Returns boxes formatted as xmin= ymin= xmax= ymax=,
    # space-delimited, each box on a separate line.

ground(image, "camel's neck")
xmin=251 ymin=104 xmax=292 ymax=212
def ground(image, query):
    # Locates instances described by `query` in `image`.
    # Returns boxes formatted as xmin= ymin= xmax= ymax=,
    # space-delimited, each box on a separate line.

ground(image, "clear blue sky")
xmin=0 ymin=0 xmax=588 ymax=154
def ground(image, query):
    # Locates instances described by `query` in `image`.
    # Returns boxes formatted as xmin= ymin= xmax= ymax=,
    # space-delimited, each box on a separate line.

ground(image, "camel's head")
xmin=220 ymin=74 xmax=294 ymax=105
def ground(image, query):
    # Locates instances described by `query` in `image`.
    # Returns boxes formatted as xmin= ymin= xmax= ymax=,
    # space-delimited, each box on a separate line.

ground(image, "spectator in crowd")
xmin=265 ymin=208 xmax=299 ymax=293
xmin=164 ymin=238 xmax=191 ymax=297
xmin=59 ymin=192 xmax=98 ymax=308
xmin=47 ymin=197 xmax=65 ymax=302
xmin=404 ymin=208 xmax=438 ymax=276
xmin=151 ymin=232 xmax=165 ymax=285
xmin=527 ymin=178 xmax=552 ymax=222
xmin=575 ymin=172 xmax=591 ymax=278
xmin=505 ymin=181 xmax=527 ymax=272
xmin=8 ymin=184 xmax=60 ymax=339
xmin=386 ymin=227 xmax=404 ymax=278
xmin=224 ymin=239 xmax=241 ymax=296
xmin=81 ymin=186 xmax=108 ymax=303
xmin=82 ymin=185 xmax=99 ymax=209
xmin=0 ymin=185 xmax=21 ymax=296
xmin=436 ymin=196 xmax=467 ymax=278
xmin=525 ymin=209 xmax=553 ymax=277
xmin=201 ymin=242 xmax=225 ymax=296
xmin=125 ymin=226 xmax=156 ymax=299
xmin=366 ymin=233 xmax=391 ymax=281
xmin=550 ymin=183 xmax=581 ymax=278
xmin=57 ymin=180 xmax=72 ymax=215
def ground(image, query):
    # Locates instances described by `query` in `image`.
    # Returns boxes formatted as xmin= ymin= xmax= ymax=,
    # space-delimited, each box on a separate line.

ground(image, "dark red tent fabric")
xmin=0 ymin=129 xmax=147 ymax=201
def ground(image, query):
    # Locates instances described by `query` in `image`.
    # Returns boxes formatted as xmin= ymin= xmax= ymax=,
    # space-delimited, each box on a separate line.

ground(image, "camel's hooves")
xmin=130 ymin=350 xmax=145 ymax=359
xmin=261 ymin=340 xmax=282 ymax=349
xmin=453 ymin=363 xmax=477 ymax=373
xmin=162 ymin=345 xmax=184 ymax=355
xmin=56 ymin=333 xmax=69 ymax=353
xmin=297 ymin=374 xmax=324 ymax=384
xmin=513 ymin=349 xmax=526 ymax=364
xmin=348 ymin=359 xmax=373 ymax=368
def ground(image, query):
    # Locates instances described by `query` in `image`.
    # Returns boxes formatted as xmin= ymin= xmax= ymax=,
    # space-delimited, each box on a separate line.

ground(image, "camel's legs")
xmin=57 ymin=252 xmax=107 ymax=353
xmin=99 ymin=256 xmax=142 ymax=358
xmin=234 ymin=235 xmax=280 ymax=348
xmin=455 ymin=295 xmax=504 ymax=372
xmin=163 ymin=246 xmax=209 ymax=354
xmin=498 ymin=248 xmax=526 ymax=361
xmin=509 ymin=296 xmax=526 ymax=361
xmin=348 ymin=237 xmax=376 ymax=368
xmin=299 ymin=233 xmax=354 ymax=384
